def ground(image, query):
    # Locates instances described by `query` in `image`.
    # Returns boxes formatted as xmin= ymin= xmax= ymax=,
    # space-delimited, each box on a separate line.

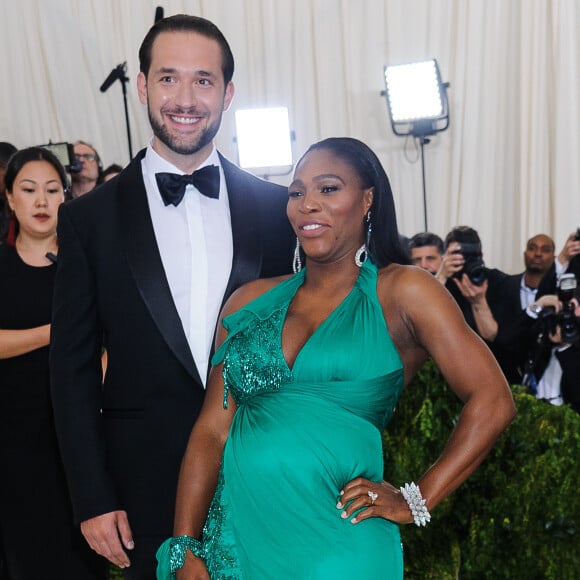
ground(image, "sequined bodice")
xmin=220 ymin=308 xmax=292 ymax=406
xmin=213 ymin=260 xmax=404 ymax=431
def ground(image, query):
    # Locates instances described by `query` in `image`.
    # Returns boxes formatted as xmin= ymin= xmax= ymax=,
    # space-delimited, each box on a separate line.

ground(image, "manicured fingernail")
xmin=127 ymin=540 xmax=134 ymax=549
xmin=341 ymin=511 xmax=347 ymax=519
xmin=351 ymin=517 xmax=358 ymax=524
xmin=336 ymin=501 xmax=343 ymax=509
xmin=340 ymin=490 xmax=344 ymax=495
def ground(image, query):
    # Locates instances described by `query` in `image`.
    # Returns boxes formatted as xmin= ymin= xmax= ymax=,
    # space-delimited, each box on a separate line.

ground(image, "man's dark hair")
xmin=297 ymin=137 xmax=410 ymax=268
xmin=408 ymin=232 xmax=444 ymax=254
xmin=139 ymin=14 xmax=235 ymax=85
xmin=444 ymin=225 xmax=482 ymax=250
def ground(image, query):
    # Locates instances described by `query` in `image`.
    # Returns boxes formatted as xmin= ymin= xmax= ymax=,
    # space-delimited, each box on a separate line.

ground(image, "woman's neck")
xmin=15 ymin=233 xmax=58 ymax=267
xmin=303 ymin=255 xmax=361 ymax=293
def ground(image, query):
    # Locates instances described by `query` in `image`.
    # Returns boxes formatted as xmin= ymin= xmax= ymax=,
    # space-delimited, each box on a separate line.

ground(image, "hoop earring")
xmin=292 ymin=237 xmax=302 ymax=273
xmin=355 ymin=244 xmax=367 ymax=267
xmin=366 ymin=210 xmax=372 ymax=249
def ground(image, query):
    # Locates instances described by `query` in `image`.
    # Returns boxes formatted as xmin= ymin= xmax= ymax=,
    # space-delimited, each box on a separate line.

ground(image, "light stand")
xmin=382 ymin=59 xmax=450 ymax=232
xmin=100 ymin=62 xmax=134 ymax=161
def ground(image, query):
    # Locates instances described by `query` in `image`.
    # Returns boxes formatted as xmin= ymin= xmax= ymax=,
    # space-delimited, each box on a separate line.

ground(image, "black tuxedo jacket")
xmin=50 ymin=150 xmax=294 ymax=535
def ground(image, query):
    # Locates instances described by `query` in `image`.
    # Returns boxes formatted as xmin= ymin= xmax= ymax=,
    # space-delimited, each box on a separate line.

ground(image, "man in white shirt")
xmin=50 ymin=15 xmax=294 ymax=579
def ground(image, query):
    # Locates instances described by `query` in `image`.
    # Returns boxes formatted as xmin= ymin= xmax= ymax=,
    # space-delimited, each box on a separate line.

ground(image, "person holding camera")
xmin=440 ymin=226 xmax=509 ymax=339
xmin=439 ymin=226 xmax=527 ymax=383
xmin=70 ymin=140 xmax=103 ymax=198
xmin=524 ymin=275 xmax=580 ymax=413
xmin=536 ymin=229 xmax=580 ymax=296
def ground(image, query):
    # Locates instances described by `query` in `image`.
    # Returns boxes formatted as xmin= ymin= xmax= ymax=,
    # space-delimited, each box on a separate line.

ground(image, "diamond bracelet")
xmin=399 ymin=482 xmax=431 ymax=527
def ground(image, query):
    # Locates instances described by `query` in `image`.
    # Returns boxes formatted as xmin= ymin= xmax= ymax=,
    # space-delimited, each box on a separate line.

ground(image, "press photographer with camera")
xmin=524 ymin=273 xmax=580 ymax=413
xmin=441 ymin=226 xmax=507 ymax=339
xmin=536 ymin=228 xmax=580 ymax=296
xmin=439 ymin=226 xmax=527 ymax=383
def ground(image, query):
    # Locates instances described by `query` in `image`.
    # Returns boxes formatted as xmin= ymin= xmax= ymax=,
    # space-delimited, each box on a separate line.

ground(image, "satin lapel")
xmin=220 ymin=154 xmax=262 ymax=306
xmin=117 ymin=151 xmax=200 ymax=383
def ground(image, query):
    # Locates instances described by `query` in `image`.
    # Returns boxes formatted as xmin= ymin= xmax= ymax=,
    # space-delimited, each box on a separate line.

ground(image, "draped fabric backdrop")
xmin=1 ymin=0 xmax=578 ymax=272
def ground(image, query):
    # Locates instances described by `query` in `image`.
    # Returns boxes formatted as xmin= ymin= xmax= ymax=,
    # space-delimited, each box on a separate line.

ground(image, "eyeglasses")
xmin=75 ymin=153 xmax=98 ymax=162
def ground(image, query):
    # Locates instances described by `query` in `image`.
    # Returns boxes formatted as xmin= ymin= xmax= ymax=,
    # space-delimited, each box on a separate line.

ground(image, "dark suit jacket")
xmin=50 ymin=149 xmax=294 ymax=536
xmin=446 ymin=269 xmax=528 ymax=384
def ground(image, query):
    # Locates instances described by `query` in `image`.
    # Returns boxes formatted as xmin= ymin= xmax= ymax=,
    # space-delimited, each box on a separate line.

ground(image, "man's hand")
xmin=557 ymin=231 xmax=580 ymax=268
xmin=454 ymin=275 xmax=498 ymax=341
xmin=453 ymin=274 xmax=488 ymax=304
xmin=435 ymin=242 xmax=465 ymax=284
xmin=80 ymin=510 xmax=134 ymax=569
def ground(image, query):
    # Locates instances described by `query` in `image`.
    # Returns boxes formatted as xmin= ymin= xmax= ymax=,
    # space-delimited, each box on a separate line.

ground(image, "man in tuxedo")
xmin=50 ymin=14 xmax=294 ymax=580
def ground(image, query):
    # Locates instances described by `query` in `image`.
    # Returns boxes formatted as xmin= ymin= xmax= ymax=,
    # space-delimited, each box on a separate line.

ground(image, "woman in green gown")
xmin=157 ymin=138 xmax=516 ymax=579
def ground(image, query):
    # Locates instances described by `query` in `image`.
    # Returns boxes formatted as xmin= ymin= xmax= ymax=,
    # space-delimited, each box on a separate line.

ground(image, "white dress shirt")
xmin=519 ymin=274 xmax=538 ymax=309
xmin=141 ymin=143 xmax=233 ymax=385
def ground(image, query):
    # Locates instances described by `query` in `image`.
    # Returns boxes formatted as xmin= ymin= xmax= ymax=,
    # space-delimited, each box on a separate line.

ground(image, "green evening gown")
xmin=158 ymin=259 xmax=405 ymax=579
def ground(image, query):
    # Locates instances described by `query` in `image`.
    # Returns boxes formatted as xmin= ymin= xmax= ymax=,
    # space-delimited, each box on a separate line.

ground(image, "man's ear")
xmin=223 ymin=81 xmax=235 ymax=112
xmin=137 ymin=72 xmax=148 ymax=105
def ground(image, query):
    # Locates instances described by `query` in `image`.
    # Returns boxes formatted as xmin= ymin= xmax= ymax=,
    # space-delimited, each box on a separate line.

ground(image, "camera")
xmin=39 ymin=142 xmax=82 ymax=174
xmin=451 ymin=242 xmax=487 ymax=285
xmin=573 ymin=227 xmax=580 ymax=241
xmin=539 ymin=273 xmax=579 ymax=343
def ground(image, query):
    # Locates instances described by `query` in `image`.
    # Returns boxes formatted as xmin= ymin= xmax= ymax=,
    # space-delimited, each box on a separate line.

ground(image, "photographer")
xmin=536 ymin=229 xmax=580 ymax=296
xmin=440 ymin=226 xmax=525 ymax=383
xmin=441 ymin=226 xmax=510 ymax=339
xmin=524 ymin=277 xmax=580 ymax=413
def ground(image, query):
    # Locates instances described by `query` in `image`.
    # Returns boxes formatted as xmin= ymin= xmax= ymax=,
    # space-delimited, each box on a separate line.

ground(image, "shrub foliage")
xmin=383 ymin=360 xmax=580 ymax=579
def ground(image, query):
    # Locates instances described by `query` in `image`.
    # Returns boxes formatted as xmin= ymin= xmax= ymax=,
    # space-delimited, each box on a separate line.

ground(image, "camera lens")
xmin=467 ymin=264 xmax=487 ymax=285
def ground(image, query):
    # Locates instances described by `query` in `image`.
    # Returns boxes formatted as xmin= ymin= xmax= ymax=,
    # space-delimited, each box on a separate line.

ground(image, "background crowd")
xmin=407 ymin=228 xmax=580 ymax=411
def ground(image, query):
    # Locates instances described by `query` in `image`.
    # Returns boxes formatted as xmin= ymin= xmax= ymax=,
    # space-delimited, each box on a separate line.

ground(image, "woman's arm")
xmin=340 ymin=267 xmax=516 ymax=525
xmin=172 ymin=278 xmax=281 ymax=578
xmin=0 ymin=324 xmax=51 ymax=359
xmin=397 ymin=267 xmax=515 ymax=509
xmin=172 ymin=316 xmax=238 ymax=578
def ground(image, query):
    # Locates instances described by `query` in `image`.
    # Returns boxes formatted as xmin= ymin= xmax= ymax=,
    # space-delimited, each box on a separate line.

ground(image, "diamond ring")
xmin=368 ymin=490 xmax=378 ymax=505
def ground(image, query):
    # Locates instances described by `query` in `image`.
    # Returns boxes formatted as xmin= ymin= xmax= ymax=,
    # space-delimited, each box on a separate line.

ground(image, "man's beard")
xmin=148 ymin=107 xmax=222 ymax=156
xmin=525 ymin=261 xmax=547 ymax=274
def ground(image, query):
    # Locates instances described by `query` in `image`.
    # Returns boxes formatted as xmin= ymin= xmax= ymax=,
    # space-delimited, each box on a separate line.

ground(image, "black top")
xmin=0 ymin=245 xmax=55 ymax=408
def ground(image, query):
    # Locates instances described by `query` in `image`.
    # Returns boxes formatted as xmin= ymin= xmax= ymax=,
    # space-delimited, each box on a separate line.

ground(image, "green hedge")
xmin=383 ymin=360 xmax=580 ymax=579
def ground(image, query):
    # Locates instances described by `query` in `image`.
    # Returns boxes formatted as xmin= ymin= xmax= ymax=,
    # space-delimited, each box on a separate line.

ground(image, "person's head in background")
xmin=0 ymin=142 xmax=18 ymax=243
xmin=524 ymin=234 xmax=555 ymax=276
xmin=71 ymin=140 xmax=102 ymax=198
xmin=97 ymin=163 xmax=123 ymax=185
xmin=137 ymin=14 xmax=235 ymax=173
xmin=444 ymin=225 xmax=482 ymax=250
xmin=0 ymin=141 xmax=18 ymax=196
xmin=3 ymin=147 xmax=69 ymax=248
xmin=408 ymin=232 xmax=444 ymax=274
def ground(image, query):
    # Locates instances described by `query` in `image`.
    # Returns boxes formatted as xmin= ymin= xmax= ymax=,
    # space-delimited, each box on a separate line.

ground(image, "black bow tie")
xmin=155 ymin=165 xmax=220 ymax=206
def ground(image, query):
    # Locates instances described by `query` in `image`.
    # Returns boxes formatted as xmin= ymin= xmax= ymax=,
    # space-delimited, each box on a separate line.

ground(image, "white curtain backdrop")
xmin=1 ymin=0 xmax=578 ymax=272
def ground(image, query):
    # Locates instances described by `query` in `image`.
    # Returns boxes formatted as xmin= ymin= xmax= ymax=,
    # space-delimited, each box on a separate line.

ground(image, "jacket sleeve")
xmin=50 ymin=202 xmax=120 ymax=524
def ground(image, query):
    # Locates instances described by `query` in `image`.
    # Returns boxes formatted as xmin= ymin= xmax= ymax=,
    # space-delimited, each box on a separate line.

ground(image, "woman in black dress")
xmin=0 ymin=148 xmax=104 ymax=579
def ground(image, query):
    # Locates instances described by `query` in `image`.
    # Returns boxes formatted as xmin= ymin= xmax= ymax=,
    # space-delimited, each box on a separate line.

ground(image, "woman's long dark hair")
xmin=4 ymin=146 xmax=69 ymax=246
xmin=298 ymin=137 xmax=410 ymax=268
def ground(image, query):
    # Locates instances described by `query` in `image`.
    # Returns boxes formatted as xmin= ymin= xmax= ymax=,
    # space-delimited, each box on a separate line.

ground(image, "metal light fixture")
xmin=382 ymin=59 xmax=450 ymax=230
xmin=234 ymin=107 xmax=294 ymax=177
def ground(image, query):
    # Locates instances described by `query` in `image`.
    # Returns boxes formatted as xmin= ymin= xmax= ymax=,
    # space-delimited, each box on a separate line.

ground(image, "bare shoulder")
xmin=377 ymin=263 xmax=448 ymax=305
xmin=221 ymin=275 xmax=292 ymax=318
